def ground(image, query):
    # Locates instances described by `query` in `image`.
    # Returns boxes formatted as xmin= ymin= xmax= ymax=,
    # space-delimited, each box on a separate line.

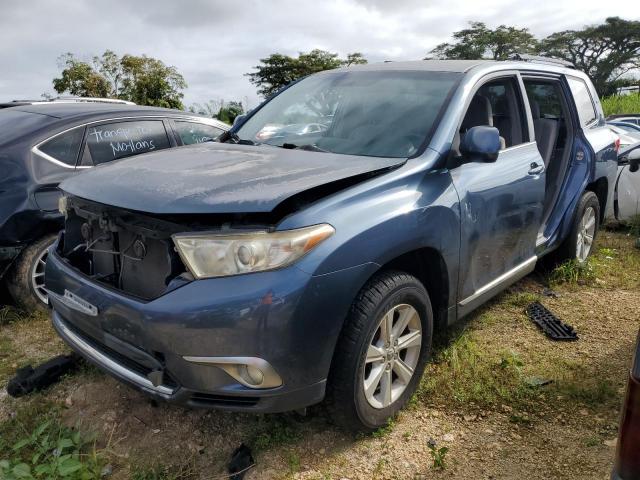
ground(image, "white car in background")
xmin=606 ymin=124 xmax=640 ymax=148
xmin=607 ymin=142 xmax=640 ymax=222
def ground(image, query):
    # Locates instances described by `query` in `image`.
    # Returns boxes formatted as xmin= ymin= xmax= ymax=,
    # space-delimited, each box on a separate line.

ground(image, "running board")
xmin=457 ymin=256 xmax=537 ymax=318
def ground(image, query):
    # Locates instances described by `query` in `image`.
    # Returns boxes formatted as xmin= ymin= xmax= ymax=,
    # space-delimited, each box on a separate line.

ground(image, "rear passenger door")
xmin=78 ymin=119 xmax=172 ymax=167
xmin=450 ymin=74 xmax=545 ymax=316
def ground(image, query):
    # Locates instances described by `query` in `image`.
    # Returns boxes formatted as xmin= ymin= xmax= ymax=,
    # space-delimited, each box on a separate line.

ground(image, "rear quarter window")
xmin=38 ymin=127 xmax=84 ymax=166
xmin=567 ymin=77 xmax=597 ymax=127
xmin=84 ymin=120 xmax=171 ymax=165
xmin=174 ymin=121 xmax=225 ymax=145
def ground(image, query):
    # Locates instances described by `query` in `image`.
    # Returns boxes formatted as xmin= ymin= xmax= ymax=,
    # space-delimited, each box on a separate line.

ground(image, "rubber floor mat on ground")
xmin=526 ymin=301 xmax=578 ymax=341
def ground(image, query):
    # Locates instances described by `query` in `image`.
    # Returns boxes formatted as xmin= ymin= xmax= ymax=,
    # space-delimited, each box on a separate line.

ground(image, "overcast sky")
xmin=1 ymin=0 xmax=639 ymax=110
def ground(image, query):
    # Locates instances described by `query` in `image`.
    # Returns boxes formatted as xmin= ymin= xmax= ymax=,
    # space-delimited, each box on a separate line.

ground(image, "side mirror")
xmin=233 ymin=113 xmax=247 ymax=127
xmin=460 ymin=126 xmax=501 ymax=163
xmin=629 ymin=149 xmax=640 ymax=173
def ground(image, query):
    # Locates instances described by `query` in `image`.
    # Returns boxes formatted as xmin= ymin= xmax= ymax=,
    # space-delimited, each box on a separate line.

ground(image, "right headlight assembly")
xmin=172 ymin=223 xmax=335 ymax=279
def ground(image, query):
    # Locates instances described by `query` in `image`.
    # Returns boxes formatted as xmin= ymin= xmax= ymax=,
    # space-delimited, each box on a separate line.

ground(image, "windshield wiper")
xmin=224 ymin=132 xmax=258 ymax=145
xmin=281 ymin=143 xmax=328 ymax=152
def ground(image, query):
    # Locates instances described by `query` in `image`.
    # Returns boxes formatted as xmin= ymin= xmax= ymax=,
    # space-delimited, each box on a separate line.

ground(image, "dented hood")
xmin=60 ymin=143 xmax=405 ymax=214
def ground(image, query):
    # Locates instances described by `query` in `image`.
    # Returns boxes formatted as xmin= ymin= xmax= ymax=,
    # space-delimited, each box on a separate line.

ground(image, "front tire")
xmin=325 ymin=271 xmax=433 ymax=431
xmin=6 ymin=234 xmax=57 ymax=312
xmin=555 ymin=191 xmax=600 ymax=264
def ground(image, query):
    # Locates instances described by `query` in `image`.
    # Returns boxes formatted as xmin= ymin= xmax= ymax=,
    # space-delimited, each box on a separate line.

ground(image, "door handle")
xmin=528 ymin=162 xmax=545 ymax=175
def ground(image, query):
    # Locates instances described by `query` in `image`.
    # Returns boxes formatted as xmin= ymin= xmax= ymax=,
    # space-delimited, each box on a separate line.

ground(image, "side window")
xmin=461 ymin=77 xmax=527 ymax=149
xmin=567 ymin=77 xmax=597 ymax=126
xmin=38 ymin=127 xmax=84 ymax=166
xmin=524 ymin=82 xmax=562 ymax=118
xmin=173 ymin=121 xmax=224 ymax=145
xmin=82 ymin=120 xmax=171 ymax=165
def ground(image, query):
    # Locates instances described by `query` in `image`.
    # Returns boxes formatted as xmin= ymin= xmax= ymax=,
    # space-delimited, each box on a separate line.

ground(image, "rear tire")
xmin=554 ymin=191 xmax=600 ymax=264
xmin=325 ymin=271 xmax=433 ymax=432
xmin=6 ymin=234 xmax=57 ymax=312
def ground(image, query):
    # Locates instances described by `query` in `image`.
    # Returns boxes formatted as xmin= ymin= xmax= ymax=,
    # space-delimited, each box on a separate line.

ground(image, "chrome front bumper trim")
xmin=52 ymin=311 xmax=174 ymax=396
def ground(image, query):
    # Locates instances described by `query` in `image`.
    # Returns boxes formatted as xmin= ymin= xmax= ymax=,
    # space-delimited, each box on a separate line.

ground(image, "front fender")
xmin=283 ymin=164 xmax=461 ymax=309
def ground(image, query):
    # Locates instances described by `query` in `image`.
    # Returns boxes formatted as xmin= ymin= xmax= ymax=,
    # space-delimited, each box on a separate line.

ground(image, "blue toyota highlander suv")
xmin=45 ymin=58 xmax=618 ymax=430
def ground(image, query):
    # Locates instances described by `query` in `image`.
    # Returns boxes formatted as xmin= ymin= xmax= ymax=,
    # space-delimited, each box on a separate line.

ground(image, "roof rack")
xmin=509 ymin=53 xmax=575 ymax=69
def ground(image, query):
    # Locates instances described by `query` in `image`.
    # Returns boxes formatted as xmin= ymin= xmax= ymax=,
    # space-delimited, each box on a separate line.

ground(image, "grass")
xmin=0 ymin=402 xmax=104 ymax=480
xmin=0 ymin=306 xmax=27 ymax=326
xmin=130 ymin=462 xmax=196 ymax=480
xmin=0 ymin=306 xmax=68 ymax=385
xmin=418 ymin=329 xmax=538 ymax=410
xmin=549 ymin=258 xmax=596 ymax=286
xmin=417 ymin=227 xmax=640 ymax=416
xmin=601 ymin=94 xmax=640 ymax=117
xmin=557 ymin=378 xmax=617 ymax=407
xmin=249 ymin=415 xmax=303 ymax=452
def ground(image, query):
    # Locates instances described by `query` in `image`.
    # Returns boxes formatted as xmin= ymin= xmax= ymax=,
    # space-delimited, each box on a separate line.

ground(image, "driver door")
xmin=450 ymin=74 xmax=546 ymax=317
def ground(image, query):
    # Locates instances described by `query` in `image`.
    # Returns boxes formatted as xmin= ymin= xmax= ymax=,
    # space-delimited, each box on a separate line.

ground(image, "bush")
xmin=601 ymin=94 xmax=640 ymax=117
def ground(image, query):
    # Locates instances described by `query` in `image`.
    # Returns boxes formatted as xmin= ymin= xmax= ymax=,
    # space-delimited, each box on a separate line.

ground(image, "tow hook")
xmin=147 ymin=369 xmax=165 ymax=387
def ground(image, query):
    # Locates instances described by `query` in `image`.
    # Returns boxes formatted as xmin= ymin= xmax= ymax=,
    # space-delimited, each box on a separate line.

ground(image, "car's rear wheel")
xmin=555 ymin=191 xmax=600 ymax=264
xmin=325 ymin=271 xmax=433 ymax=431
xmin=6 ymin=234 xmax=57 ymax=312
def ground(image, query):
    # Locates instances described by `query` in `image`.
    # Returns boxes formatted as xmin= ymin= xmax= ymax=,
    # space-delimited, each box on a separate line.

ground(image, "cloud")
xmin=0 ymin=0 xmax=638 ymax=108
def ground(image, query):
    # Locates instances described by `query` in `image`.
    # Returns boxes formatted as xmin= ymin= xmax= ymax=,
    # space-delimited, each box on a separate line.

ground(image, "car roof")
xmin=6 ymin=102 xmax=184 ymax=119
xmin=0 ymin=103 xmax=228 ymax=147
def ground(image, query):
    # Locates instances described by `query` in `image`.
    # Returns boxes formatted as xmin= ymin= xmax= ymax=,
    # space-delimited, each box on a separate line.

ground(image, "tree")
xmin=189 ymin=99 xmax=223 ymax=118
xmin=52 ymin=53 xmax=111 ymax=98
xmin=119 ymin=54 xmax=187 ymax=108
xmin=217 ymin=101 xmax=245 ymax=124
xmin=52 ymin=51 xmax=187 ymax=108
xmin=246 ymin=49 xmax=368 ymax=97
xmin=189 ymin=99 xmax=245 ymax=124
xmin=538 ymin=17 xmax=640 ymax=96
xmin=428 ymin=22 xmax=538 ymax=60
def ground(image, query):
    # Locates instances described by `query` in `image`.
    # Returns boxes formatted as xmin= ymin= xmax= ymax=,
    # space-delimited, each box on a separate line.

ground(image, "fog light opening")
xmin=240 ymin=365 xmax=265 ymax=386
xmin=182 ymin=355 xmax=283 ymax=389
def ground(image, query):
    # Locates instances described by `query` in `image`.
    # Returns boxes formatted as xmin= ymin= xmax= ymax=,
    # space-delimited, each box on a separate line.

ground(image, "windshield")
xmin=236 ymin=70 xmax=461 ymax=158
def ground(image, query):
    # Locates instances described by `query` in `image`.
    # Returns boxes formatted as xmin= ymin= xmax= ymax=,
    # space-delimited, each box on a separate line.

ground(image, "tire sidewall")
xmin=569 ymin=192 xmax=600 ymax=264
xmin=7 ymin=234 xmax=57 ymax=311
xmin=352 ymin=281 xmax=433 ymax=429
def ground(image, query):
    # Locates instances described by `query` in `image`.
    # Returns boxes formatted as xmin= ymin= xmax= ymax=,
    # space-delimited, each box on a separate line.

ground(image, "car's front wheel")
xmin=325 ymin=271 xmax=433 ymax=431
xmin=6 ymin=233 xmax=57 ymax=312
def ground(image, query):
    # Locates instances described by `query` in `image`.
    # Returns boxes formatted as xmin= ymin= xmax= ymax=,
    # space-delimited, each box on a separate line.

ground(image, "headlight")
xmin=172 ymin=224 xmax=335 ymax=279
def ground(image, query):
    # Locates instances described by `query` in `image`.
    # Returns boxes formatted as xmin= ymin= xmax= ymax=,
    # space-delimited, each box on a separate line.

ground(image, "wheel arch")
xmin=585 ymin=176 xmax=608 ymax=223
xmin=357 ymin=246 xmax=452 ymax=332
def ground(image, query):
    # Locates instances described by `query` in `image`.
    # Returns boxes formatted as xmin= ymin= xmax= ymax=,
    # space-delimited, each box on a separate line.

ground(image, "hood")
xmin=60 ymin=143 xmax=405 ymax=214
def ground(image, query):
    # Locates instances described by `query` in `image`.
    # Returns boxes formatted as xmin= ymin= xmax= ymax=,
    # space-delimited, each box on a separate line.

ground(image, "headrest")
xmin=461 ymin=95 xmax=493 ymax=131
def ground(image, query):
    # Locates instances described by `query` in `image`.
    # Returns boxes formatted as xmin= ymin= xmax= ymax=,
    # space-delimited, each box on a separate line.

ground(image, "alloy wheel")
xmin=363 ymin=304 xmax=422 ymax=409
xmin=576 ymin=206 xmax=596 ymax=263
xmin=30 ymin=248 xmax=49 ymax=305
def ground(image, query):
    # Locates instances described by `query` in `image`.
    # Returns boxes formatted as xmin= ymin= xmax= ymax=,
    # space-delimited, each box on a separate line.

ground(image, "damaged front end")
xmin=57 ymin=196 xmax=276 ymax=300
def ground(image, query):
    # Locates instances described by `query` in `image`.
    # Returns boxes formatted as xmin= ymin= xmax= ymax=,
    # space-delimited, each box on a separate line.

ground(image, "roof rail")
xmin=51 ymin=96 xmax=136 ymax=105
xmin=509 ymin=53 xmax=575 ymax=69
xmin=5 ymin=97 xmax=136 ymax=106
